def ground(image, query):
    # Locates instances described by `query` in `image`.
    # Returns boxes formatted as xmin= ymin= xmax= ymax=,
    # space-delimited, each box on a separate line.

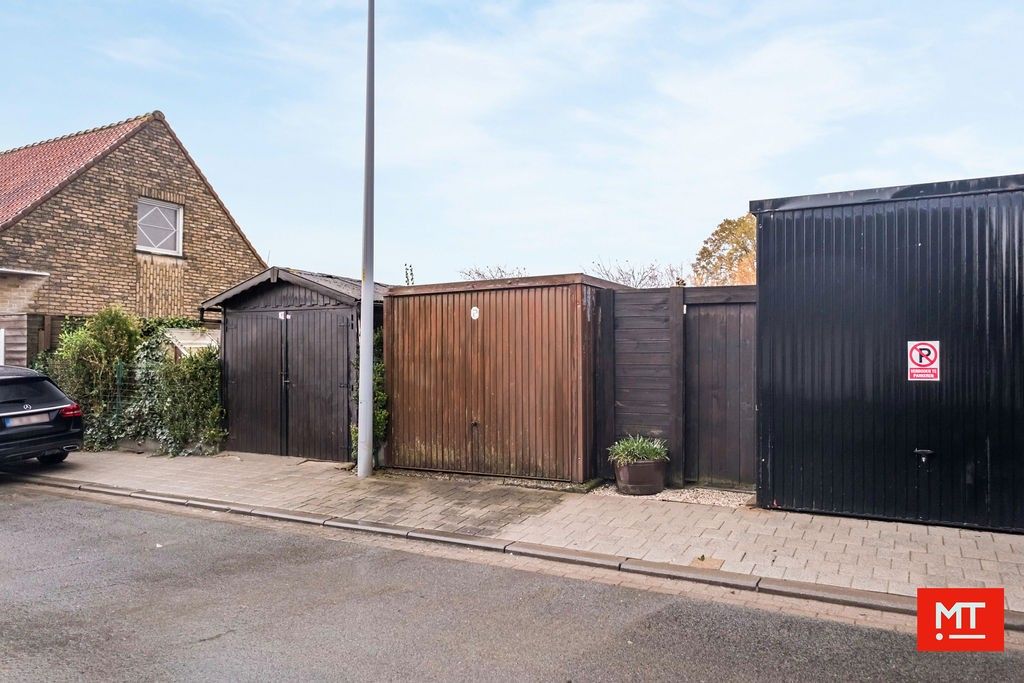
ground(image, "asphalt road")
xmin=1 ymin=485 xmax=1019 ymax=682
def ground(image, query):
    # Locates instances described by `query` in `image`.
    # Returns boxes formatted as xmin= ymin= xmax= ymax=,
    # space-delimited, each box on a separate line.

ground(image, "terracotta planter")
xmin=613 ymin=459 xmax=667 ymax=495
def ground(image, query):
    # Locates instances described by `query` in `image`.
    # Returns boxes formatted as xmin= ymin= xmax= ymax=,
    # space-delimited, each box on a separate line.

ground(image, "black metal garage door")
xmin=754 ymin=175 xmax=1024 ymax=531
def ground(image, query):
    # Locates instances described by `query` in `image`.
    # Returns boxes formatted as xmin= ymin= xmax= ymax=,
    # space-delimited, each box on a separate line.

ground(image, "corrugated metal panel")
xmin=756 ymin=185 xmax=1024 ymax=531
xmin=386 ymin=282 xmax=605 ymax=482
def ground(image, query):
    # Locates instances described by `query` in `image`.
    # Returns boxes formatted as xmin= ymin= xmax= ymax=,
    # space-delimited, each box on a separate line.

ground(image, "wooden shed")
xmin=384 ymin=274 xmax=623 ymax=483
xmin=200 ymin=267 xmax=386 ymax=462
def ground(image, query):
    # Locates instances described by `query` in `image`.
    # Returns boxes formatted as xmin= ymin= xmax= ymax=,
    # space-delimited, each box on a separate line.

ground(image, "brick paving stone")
xmin=944 ymin=555 xmax=982 ymax=571
xmin=752 ymin=564 xmax=788 ymax=579
xmin=816 ymin=573 xmax=854 ymax=588
xmin=872 ymin=567 xmax=910 ymax=583
xmin=782 ymin=567 xmax=819 ymax=583
xmin=850 ymin=576 xmax=889 ymax=593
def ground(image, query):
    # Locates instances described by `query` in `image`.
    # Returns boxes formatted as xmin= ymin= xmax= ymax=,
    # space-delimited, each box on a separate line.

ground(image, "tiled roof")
xmin=0 ymin=112 xmax=157 ymax=230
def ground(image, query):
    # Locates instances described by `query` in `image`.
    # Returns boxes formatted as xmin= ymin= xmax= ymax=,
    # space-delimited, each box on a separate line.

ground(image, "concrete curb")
xmin=408 ymin=529 xmax=512 ymax=551
xmin=506 ymin=541 xmax=626 ymax=570
xmin=757 ymin=577 xmax=917 ymax=615
xmin=621 ymin=558 xmax=761 ymax=590
xmin=249 ymin=507 xmax=333 ymax=525
xmin=10 ymin=471 xmax=1024 ymax=632
xmin=80 ymin=483 xmax=140 ymax=497
xmin=324 ymin=518 xmax=413 ymax=537
xmin=129 ymin=491 xmax=189 ymax=505
xmin=186 ymin=497 xmax=234 ymax=512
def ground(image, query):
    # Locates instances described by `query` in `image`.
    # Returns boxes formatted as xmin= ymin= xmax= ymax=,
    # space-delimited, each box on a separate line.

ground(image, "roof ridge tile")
xmin=0 ymin=111 xmax=159 ymax=157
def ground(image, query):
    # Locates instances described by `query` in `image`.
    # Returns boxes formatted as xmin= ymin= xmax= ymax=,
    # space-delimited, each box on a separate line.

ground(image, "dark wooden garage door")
xmin=286 ymin=309 xmax=351 ymax=461
xmin=224 ymin=312 xmax=284 ymax=455
xmin=223 ymin=308 xmax=352 ymax=461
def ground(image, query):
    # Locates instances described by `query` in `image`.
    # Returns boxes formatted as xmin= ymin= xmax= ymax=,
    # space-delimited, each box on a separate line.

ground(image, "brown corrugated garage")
xmin=384 ymin=275 xmax=623 ymax=483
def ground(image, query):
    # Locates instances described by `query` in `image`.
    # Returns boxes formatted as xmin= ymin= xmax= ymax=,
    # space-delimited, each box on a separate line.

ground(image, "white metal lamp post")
xmin=356 ymin=0 xmax=375 ymax=478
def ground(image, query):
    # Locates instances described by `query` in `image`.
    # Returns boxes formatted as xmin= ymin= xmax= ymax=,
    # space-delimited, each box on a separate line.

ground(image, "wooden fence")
xmin=607 ymin=286 xmax=757 ymax=489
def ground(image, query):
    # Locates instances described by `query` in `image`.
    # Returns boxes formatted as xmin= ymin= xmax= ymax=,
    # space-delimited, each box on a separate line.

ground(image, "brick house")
xmin=0 ymin=111 xmax=266 ymax=365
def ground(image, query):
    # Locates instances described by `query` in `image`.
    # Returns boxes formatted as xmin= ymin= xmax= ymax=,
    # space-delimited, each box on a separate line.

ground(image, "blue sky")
xmin=2 ymin=1 xmax=1023 ymax=284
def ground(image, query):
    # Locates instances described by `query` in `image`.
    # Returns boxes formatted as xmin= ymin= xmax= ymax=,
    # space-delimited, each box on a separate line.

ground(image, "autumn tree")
xmin=459 ymin=265 xmax=528 ymax=280
xmin=586 ymin=260 xmax=687 ymax=288
xmin=688 ymin=212 xmax=756 ymax=286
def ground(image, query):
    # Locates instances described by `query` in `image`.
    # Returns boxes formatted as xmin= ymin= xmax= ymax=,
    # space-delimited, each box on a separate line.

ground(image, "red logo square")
xmin=917 ymin=588 xmax=1004 ymax=651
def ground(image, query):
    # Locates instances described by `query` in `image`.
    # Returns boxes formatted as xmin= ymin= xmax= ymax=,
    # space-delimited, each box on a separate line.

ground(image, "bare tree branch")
xmin=586 ymin=260 xmax=687 ymax=288
xmin=458 ymin=265 xmax=529 ymax=281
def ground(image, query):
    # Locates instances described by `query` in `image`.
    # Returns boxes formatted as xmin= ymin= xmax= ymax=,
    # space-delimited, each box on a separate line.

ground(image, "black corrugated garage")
xmin=201 ymin=267 xmax=385 ymax=462
xmin=752 ymin=174 xmax=1023 ymax=532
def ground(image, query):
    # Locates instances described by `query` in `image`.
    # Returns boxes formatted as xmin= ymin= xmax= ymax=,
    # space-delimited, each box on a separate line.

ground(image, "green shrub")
xmin=140 ymin=315 xmax=203 ymax=337
xmin=46 ymin=309 xmax=140 ymax=450
xmin=607 ymin=435 xmax=669 ymax=466
xmin=120 ymin=336 xmax=167 ymax=444
xmin=48 ymin=325 xmax=106 ymax=409
xmin=157 ymin=346 xmax=225 ymax=456
xmin=87 ymin=306 xmax=141 ymax=366
xmin=350 ymin=328 xmax=389 ymax=456
xmin=41 ymin=306 xmax=223 ymax=455
xmin=30 ymin=348 xmax=54 ymax=374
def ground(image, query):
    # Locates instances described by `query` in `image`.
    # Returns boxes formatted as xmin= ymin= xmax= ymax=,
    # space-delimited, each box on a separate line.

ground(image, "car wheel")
xmin=37 ymin=453 xmax=68 ymax=466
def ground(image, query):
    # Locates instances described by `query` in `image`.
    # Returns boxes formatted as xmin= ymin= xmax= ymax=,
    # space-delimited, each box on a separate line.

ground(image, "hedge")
xmin=40 ymin=305 xmax=224 ymax=455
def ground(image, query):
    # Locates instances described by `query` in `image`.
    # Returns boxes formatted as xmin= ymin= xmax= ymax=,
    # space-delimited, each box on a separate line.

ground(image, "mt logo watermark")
xmin=917 ymin=588 xmax=1004 ymax=651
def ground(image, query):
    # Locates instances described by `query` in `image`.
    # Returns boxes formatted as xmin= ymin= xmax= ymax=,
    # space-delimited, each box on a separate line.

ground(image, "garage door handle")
xmin=913 ymin=449 xmax=934 ymax=455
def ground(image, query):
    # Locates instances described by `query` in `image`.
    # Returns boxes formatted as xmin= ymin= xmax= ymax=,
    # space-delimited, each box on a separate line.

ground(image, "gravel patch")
xmin=589 ymin=483 xmax=754 ymax=508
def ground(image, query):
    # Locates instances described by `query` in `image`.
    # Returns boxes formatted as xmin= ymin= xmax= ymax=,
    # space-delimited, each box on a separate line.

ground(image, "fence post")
xmin=593 ymin=288 xmax=616 ymax=480
xmin=114 ymin=357 xmax=126 ymax=418
xmin=668 ymin=286 xmax=686 ymax=487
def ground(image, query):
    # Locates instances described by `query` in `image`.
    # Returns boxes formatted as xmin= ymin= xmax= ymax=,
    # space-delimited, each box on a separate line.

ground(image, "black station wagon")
xmin=0 ymin=366 xmax=83 ymax=466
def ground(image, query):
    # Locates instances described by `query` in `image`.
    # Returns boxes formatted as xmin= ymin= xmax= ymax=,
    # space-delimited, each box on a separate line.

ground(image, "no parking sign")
xmin=908 ymin=341 xmax=940 ymax=382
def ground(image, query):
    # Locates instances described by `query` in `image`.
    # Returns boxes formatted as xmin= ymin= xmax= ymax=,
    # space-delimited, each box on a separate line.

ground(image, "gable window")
xmin=137 ymin=198 xmax=182 ymax=256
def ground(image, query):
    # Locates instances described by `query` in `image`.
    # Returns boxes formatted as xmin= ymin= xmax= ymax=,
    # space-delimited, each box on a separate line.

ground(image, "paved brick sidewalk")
xmin=5 ymin=450 xmax=1022 ymax=610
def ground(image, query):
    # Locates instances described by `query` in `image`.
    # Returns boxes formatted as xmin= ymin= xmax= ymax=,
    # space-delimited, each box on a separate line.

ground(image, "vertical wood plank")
xmin=593 ymin=288 xmax=616 ymax=480
xmin=668 ymin=286 xmax=687 ymax=487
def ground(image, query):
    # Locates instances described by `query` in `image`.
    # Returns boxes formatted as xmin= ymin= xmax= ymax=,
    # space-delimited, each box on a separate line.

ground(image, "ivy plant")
xmin=40 ymin=306 xmax=224 ymax=456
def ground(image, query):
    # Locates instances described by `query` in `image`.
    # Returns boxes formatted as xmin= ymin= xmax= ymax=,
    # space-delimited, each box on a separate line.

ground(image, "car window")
xmin=0 ymin=378 xmax=69 ymax=409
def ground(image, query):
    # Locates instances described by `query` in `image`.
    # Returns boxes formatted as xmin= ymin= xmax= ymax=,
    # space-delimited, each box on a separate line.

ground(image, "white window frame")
xmin=136 ymin=197 xmax=183 ymax=257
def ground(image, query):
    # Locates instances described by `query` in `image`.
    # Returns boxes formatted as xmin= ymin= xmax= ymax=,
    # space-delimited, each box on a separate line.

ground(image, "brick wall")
xmin=0 ymin=120 xmax=266 ymax=318
xmin=0 ymin=274 xmax=48 ymax=314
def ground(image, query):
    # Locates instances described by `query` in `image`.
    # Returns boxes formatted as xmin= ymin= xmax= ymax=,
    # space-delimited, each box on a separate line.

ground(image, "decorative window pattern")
xmin=137 ymin=198 xmax=182 ymax=255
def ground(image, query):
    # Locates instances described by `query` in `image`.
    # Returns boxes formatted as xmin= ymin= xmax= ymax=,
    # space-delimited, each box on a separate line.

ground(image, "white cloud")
xmin=819 ymin=127 xmax=1024 ymax=191
xmin=97 ymin=37 xmax=184 ymax=70
xmin=179 ymin=1 xmax=1007 ymax=281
